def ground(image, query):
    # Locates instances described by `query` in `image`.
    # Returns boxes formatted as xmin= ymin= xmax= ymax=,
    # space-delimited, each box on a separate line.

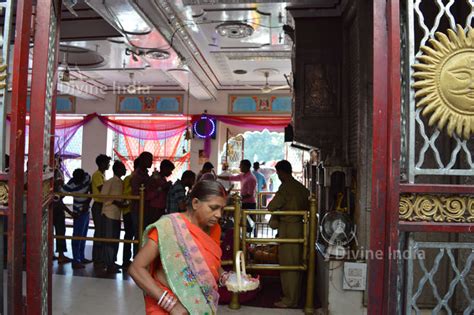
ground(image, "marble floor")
xmin=52 ymin=274 xmax=303 ymax=315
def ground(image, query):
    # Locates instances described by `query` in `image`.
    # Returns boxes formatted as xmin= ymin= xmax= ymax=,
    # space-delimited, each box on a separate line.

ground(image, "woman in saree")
xmin=129 ymin=180 xmax=229 ymax=315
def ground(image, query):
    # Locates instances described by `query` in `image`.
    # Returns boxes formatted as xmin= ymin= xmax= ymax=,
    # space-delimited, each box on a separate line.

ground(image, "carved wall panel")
xmin=399 ymin=193 xmax=474 ymax=223
xmin=288 ymin=15 xmax=343 ymax=156
xmin=303 ymin=63 xmax=339 ymax=116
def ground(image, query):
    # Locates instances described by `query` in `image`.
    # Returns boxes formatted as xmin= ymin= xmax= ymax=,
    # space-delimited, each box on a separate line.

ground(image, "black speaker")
xmin=284 ymin=124 xmax=294 ymax=142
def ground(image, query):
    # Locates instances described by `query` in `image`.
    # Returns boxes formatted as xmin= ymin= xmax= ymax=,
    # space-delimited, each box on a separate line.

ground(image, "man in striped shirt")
xmin=62 ymin=168 xmax=92 ymax=269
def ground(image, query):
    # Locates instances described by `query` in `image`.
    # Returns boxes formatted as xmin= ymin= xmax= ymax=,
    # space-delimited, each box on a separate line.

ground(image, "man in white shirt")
xmin=101 ymin=161 xmax=127 ymax=274
xmin=217 ymin=162 xmax=233 ymax=193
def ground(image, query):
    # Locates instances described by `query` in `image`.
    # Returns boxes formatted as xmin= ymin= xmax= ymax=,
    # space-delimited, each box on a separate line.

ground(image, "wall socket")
xmin=343 ymin=262 xmax=367 ymax=291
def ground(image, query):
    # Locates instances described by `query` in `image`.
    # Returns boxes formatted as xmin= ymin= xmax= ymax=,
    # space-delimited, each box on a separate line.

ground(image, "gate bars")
xmin=27 ymin=0 xmax=61 ymax=313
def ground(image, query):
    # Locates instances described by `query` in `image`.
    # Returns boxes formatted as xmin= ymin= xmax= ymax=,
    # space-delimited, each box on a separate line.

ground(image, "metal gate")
xmin=370 ymin=1 xmax=474 ymax=314
xmin=4 ymin=0 xmax=61 ymax=314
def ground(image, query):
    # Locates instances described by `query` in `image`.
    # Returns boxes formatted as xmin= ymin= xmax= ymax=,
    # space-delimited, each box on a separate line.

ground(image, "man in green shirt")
xmin=268 ymin=160 xmax=310 ymax=308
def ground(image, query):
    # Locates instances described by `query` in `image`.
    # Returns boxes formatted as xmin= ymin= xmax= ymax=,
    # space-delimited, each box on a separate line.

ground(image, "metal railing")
xmin=226 ymin=193 xmax=318 ymax=315
xmin=255 ymin=192 xmax=277 ymax=238
xmin=54 ymin=186 xmax=145 ymax=244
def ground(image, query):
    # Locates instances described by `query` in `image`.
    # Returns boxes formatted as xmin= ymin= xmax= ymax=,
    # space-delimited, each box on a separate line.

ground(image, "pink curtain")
xmin=54 ymin=113 xmax=95 ymax=158
xmin=12 ymin=113 xmax=291 ymax=168
xmin=113 ymin=132 xmax=190 ymax=182
xmin=97 ymin=115 xmax=188 ymax=140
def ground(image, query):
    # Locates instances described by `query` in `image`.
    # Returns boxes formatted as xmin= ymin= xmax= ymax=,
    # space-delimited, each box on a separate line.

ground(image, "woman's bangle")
xmin=162 ymin=296 xmax=172 ymax=310
xmin=163 ymin=296 xmax=176 ymax=312
xmin=157 ymin=291 xmax=168 ymax=305
xmin=166 ymin=297 xmax=178 ymax=312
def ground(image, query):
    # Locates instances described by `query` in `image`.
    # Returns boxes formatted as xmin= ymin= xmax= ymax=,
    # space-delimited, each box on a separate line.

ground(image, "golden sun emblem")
xmin=413 ymin=25 xmax=474 ymax=139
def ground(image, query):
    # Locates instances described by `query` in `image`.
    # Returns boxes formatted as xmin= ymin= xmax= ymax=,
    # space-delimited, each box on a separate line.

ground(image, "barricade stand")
xmin=233 ymin=194 xmax=318 ymax=314
xmin=304 ymin=195 xmax=317 ymax=315
xmin=229 ymin=194 xmax=242 ymax=310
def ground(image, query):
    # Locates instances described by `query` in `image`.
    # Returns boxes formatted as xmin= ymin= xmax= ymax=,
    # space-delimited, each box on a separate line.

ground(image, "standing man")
xmin=121 ymin=158 xmax=138 ymax=268
xmin=217 ymin=162 xmax=233 ymax=194
xmin=267 ymin=160 xmax=310 ymax=308
xmin=146 ymin=159 xmax=175 ymax=226
xmin=91 ymin=154 xmax=111 ymax=266
xmin=131 ymin=152 xmax=153 ymax=256
xmin=252 ymin=162 xmax=267 ymax=207
xmin=218 ymin=159 xmax=257 ymax=210
xmin=101 ymin=161 xmax=127 ymax=274
xmin=62 ymin=169 xmax=92 ymax=269
xmin=166 ymin=170 xmax=196 ymax=213
xmin=52 ymin=156 xmax=72 ymax=264
xmin=218 ymin=159 xmax=257 ymax=234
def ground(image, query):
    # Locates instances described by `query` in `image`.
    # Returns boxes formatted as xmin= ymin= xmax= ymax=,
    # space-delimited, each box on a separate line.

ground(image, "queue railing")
xmin=54 ymin=185 xmax=145 ymax=244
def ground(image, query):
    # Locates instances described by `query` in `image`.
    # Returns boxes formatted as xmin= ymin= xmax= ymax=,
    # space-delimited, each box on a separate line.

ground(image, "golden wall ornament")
xmin=0 ymin=182 xmax=8 ymax=205
xmin=413 ymin=25 xmax=474 ymax=139
xmin=399 ymin=193 xmax=474 ymax=222
xmin=0 ymin=57 xmax=7 ymax=90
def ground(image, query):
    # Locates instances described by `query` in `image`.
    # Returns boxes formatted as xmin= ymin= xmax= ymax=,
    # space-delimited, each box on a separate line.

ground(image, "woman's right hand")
xmin=169 ymin=301 xmax=188 ymax=315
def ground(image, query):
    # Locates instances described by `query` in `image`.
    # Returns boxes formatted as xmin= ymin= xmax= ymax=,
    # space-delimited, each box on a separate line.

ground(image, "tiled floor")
xmin=51 ymin=274 xmax=303 ymax=315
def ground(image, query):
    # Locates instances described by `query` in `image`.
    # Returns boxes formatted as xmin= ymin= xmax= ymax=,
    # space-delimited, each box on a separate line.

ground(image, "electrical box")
xmin=343 ymin=262 xmax=367 ymax=291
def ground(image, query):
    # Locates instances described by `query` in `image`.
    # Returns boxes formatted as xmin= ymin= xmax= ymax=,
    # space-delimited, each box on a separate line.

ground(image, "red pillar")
xmin=368 ymin=1 xmax=401 ymax=314
xmin=27 ymin=0 xmax=60 ymax=313
xmin=7 ymin=0 xmax=33 ymax=313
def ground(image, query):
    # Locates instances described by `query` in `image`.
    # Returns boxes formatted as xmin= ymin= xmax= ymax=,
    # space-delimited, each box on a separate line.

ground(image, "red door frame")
xmin=7 ymin=0 xmax=33 ymax=313
xmin=368 ymin=1 xmax=401 ymax=314
xmin=26 ymin=0 xmax=60 ymax=313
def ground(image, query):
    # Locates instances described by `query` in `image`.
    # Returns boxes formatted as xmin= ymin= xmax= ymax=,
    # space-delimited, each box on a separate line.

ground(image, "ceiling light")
xmin=216 ymin=22 xmax=254 ymax=39
xmin=261 ymin=85 xmax=272 ymax=94
xmin=233 ymin=69 xmax=247 ymax=75
xmin=127 ymin=85 xmax=137 ymax=94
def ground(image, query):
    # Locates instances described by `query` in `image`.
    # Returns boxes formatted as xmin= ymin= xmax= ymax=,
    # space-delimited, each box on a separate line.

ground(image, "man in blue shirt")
xmin=62 ymin=168 xmax=92 ymax=269
xmin=252 ymin=162 xmax=267 ymax=207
